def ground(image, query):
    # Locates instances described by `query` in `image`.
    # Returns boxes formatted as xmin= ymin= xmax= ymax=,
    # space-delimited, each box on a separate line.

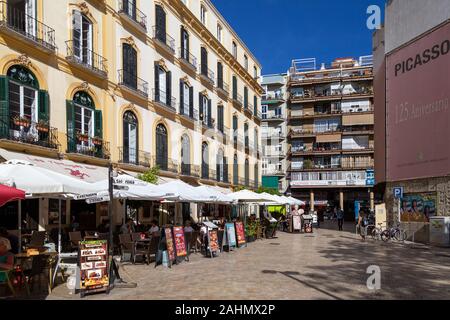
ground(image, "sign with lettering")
xmin=224 ymin=223 xmax=237 ymax=248
xmin=173 ymin=226 xmax=187 ymax=258
xmin=164 ymin=228 xmax=176 ymax=262
xmin=78 ymin=240 xmax=109 ymax=296
xmin=208 ymin=230 xmax=220 ymax=255
xmin=235 ymin=222 xmax=246 ymax=247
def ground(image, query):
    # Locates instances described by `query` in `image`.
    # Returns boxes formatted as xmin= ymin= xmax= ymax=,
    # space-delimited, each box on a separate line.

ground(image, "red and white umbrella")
xmin=0 ymin=184 xmax=25 ymax=207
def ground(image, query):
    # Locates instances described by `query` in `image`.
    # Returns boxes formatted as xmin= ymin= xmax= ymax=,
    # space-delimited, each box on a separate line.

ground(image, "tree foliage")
xmin=255 ymin=186 xmax=281 ymax=196
xmin=137 ymin=166 xmax=160 ymax=184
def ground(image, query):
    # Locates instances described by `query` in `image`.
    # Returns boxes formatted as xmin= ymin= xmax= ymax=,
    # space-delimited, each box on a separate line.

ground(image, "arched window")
xmin=72 ymin=10 xmax=93 ymax=66
xmin=244 ymin=122 xmax=249 ymax=149
xmin=201 ymin=142 xmax=209 ymax=179
xmin=245 ymin=159 xmax=249 ymax=186
xmin=66 ymin=91 xmax=103 ymax=157
xmin=181 ymin=134 xmax=191 ymax=175
xmin=216 ymin=149 xmax=224 ymax=182
xmin=2 ymin=65 xmax=48 ymax=143
xmin=156 ymin=124 xmax=168 ymax=170
xmin=254 ymin=164 xmax=259 ymax=189
xmin=233 ymin=154 xmax=238 ymax=185
xmin=123 ymin=111 xmax=138 ymax=164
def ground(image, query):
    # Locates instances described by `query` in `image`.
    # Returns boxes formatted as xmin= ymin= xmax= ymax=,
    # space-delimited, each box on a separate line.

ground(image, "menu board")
xmin=208 ymin=230 xmax=220 ymax=254
xmin=235 ymin=222 xmax=246 ymax=246
xmin=165 ymin=228 xmax=176 ymax=262
xmin=225 ymin=223 xmax=237 ymax=248
xmin=79 ymin=240 xmax=109 ymax=294
xmin=173 ymin=226 xmax=187 ymax=257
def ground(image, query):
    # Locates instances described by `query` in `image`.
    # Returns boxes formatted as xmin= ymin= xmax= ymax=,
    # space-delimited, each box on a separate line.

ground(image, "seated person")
xmin=0 ymin=236 xmax=14 ymax=271
xmin=120 ymin=218 xmax=135 ymax=234
xmin=97 ymin=220 xmax=110 ymax=233
xmin=148 ymin=220 xmax=160 ymax=234
xmin=0 ymin=228 xmax=19 ymax=254
xmin=184 ymin=221 xmax=194 ymax=233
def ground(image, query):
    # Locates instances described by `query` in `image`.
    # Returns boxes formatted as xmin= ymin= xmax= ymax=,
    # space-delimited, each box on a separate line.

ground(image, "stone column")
xmin=310 ymin=190 xmax=315 ymax=212
xmin=339 ymin=190 xmax=344 ymax=211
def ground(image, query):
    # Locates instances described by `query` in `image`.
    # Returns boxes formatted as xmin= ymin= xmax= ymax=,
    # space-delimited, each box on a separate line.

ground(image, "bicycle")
xmin=381 ymin=223 xmax=407 ymax=242
xmin=368 ymin=222 xmax=385 ymax=241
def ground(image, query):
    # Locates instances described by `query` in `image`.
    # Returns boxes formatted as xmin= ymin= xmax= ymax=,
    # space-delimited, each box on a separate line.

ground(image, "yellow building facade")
xmin=0 ymin=0 xmax=263 ymax=230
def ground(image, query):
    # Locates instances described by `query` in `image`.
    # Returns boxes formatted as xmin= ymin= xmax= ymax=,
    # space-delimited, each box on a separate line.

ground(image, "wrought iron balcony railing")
xmin=232 ymin=93 xmax=243 ymax=106
xmin=67 ymin=133 xmax=110 ymax=160
xmin=152 ymin=156 xmax=178 ymax=174
xmin=118 ymin=0 xmax=147 ymax=30
xmin=118 ymin=69 xmax=149 ymax=97
xmin=180 ymin=163 xmax=200 ymax=178
xmin=66 ymin=40 xmax=107 ymax=76
xmin=179 ymin=48 xmax=197 ymax=70
xmin=118 ymin=147 xmax=151 ymax=167
xmin=0 ymin=1 xmax=56 ymax=51
xmin=153 ymin=26 xmax=175 ymax=54
xmin=0 ymin=118 xmax=59 ymax=150
xmin=152 ymin=89 xmax=176 ymax=112
xmin=179 ymin=103 xmax=198 ymax=120
xmin=217 ymin=79 xmax=229 ymax=94
xmin=200 ymin=64 xmax=215 ymax=84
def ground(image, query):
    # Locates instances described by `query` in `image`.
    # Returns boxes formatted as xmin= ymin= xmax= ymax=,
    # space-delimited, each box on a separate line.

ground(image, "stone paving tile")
xmin=45 ymin=223 xmax=450 ymax=300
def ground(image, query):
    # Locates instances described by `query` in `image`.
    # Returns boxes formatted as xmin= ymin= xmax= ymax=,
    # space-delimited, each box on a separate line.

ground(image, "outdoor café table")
xmin=15 ymin=251 xmax=58 ymax=295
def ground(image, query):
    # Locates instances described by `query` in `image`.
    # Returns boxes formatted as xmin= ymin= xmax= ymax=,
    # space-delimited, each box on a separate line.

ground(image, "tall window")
xmin=122 ymin=43 xmax=137 ymax=89
xmin=123 ymin=111 xmax=138 ymax=164
xmin=216 ymin=24 xmax=222 ymax=42
xmin=244 ymin=55 xmax=248 ymax=71
xmin=3 ymin=65 xmax=46 ymax=141
xmin=72 ymin=10 xmax=93 ymax=66
xmin=179 ymin=79 xmax=193 ymax=118
xmin=216 ymin=149 xmax=225 ymax=182
xmin=245 ymin=159 xmax=249 ymax=186
xmin=254 ymin=66 xmax=258 ymax=79
xmin=233 ymin=154 xmax=238 ymax=185
xmin=202 ymin=142 xmax=209 ymax=179
xmin=254 ymin=128 xmax=258 ymax=153
xmin=254 ymin=164 xmax=259 ymax=188
xmin=156 ymin=124 xmax=168 ymax=170
xmin=122 ymin=0 xmax=137 ymax=20
xmin=262 ymin=105 xmax=268 ymax=119
xmin=180 ymin=26 xmax=189 ymax=60
xmin=244 ymin=123 xmax=249 ymax=148
xmin=200 ymin=5 xmax=207 ymax=25
xmin=217 ymin=62 xmax=223 ymax=89
xmin=7 ymin=0 xmax=37 ymax=36
xmin=155 ymin=4 xmax=166 ymax=43
xmin=154 ymin=62 xmax=172 ymax=106
xmin=66 ymin=91 xmax=102 ymax=156
xmin=244 ymin=87 xmax=248 ymax=108
xmin=232 ymin=115 xmax=238 ymax=145
xmin=232 ymin=41 xmax=237 ymax=58
xmin=254 ymin=95 xmax=258 ymax=115
xmin=201 ymin=47 xmax=208 ymax=76
xmin=232 ymin=76 xmax=237 ymax=100
xmin=181 ymin=134 xmax=191 ymax=175
xmin=217 ymin=105 xmax=224 ymax=133
xmin=199 ymin=93 xmax=211 ymax=127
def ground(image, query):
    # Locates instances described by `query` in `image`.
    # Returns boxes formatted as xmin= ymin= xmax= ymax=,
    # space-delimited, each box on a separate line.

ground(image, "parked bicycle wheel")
xmin=381 ymin=230 xmax=391 ymax=242
xmin=394 ymin=230 xmax=407 ymax=241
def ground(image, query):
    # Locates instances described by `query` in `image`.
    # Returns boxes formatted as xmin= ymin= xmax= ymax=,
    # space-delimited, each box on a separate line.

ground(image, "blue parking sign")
xmin=393 ymin=187 xmax=403 ymax=199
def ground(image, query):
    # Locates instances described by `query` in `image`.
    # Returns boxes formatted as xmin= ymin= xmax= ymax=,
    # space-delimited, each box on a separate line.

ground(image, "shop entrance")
xmin=71 ymin=201 xmax=97 ymax=231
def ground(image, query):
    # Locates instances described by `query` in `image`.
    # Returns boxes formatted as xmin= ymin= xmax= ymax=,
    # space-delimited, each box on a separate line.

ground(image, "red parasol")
xmin=0 ymin=184 xmax=25 ymax=207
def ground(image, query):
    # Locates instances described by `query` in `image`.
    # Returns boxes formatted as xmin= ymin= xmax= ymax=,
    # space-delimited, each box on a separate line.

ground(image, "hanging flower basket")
xmin=36 ymin=121 xmax=49 ymax=133
xmin=92 ymin=137 xmax=103 ymax=146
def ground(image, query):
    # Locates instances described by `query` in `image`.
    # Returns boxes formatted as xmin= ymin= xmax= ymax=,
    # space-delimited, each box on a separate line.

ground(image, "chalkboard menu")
xmin=79 ymin=240 xmax=109 ymax=296
xmin=173 ymin=226 xmax=187 ymax=257
xmin=235 ymin=222 xmax=246 ymax=247
xmin=165 ymin=228 xmax=176 ymax=262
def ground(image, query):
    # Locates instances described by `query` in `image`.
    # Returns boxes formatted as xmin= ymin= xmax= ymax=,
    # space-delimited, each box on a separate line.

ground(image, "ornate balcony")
xmin=0 ymin=1 xmax=56 ymax=52
xmin=152 ymin=89 xmax=176 ymax=113
xmin=179 ymin=48 xmax=197 ymax=71
xmin=118 ymin=70 xmax=149 ymax=98
xmin=118 ymin=0 xmax=147 ymax=31
xmin=153 ymin=26 xmax=175 ymax=55
xmin=118 ymin=147 xmax=151 ymax=168
xmin=67 ymin=133 xmax=110 ymax=160
xmin=152 ymin=156 xmax=178 ymax=174
xmin=65 ymin=41 xmax=108 ymax=78
xmin=200 ymin=64 xmax=215 ymax=86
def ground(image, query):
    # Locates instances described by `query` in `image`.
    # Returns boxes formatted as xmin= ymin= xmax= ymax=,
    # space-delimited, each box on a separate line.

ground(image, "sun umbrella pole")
xmin=58 ymin=198 xmax=62 ymax=255
xmin=18 ymin=199 xmax=22 ymax=254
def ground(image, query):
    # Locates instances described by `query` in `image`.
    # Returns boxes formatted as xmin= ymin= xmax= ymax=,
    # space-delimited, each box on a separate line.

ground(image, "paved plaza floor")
xmin=42 ymin=222 xmax=450 ymax=300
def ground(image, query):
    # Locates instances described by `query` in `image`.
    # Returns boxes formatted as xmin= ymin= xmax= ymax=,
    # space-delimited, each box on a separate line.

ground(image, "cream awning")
xmin=342 ymin=114 xmax=374 ymax=126
xmin=316 ymin=133 xmax=342 ymax=143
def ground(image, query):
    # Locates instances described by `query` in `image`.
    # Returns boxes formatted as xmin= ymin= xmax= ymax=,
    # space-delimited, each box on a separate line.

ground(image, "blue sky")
xmin=212 ymin=0 xmax=386 ymax=74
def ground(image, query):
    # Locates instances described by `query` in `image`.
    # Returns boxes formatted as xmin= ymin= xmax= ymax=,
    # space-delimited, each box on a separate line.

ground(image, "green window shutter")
xmin=0 ymin=76 xmax=9 ymax=137
xmin=38 ymin=90 xmax=49 ymax=122
xmin=94 ymin=110 xmax=103 ymax=138
xmin=66 ymin=100 xmax=75 ymax=152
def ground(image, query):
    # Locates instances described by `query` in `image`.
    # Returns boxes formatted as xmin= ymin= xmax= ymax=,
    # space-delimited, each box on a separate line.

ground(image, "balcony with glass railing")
xmin=118 ymin=69 xmax=149 ymax=97
xmin=0 ymin=1 xmax=56 ymax=51
xmin=290 ymin=170 xmax=368 ymax=187
xmin=118 ymin=0 xmax=147 ymax=31
xmin=200 ymin=64 xmax=215 ymax=85
xmin=178 ymin=48 xmax=197 ymax=71
xmin=262 ymin=92 xmax=285 ymax=103
xmin=152 ymin=26 xmax=176 ymax=54
xmin=65 ymin=41 xmax=108 ymax=77
xmin=118 ymin=147 xmax=151 ymax=167
xmin=0 ymin=117 xmax=59 ymax=151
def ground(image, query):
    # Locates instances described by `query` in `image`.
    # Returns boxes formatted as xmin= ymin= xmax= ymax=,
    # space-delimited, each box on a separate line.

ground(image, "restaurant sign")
xmin=165 ymin=228 xmax=176 ymax=263
xmin=78 ymin=240 xmax=109 ymax=297
xmin=224 ymin=223 xmax=237 ymax=249
xmin=173 ymin=226 xmax=187 ymax=258
xmin=235 ymin=222 xmax=246 ymax=247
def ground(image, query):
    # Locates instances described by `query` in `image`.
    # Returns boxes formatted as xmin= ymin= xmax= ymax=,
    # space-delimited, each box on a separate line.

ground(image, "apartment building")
xmin=261 ymin=73 xmax=288 ymax=193
xmin=286 ymin=56 xmax=375 ymax=217
xmin=0 ymin=0 xmax=263 ymax=229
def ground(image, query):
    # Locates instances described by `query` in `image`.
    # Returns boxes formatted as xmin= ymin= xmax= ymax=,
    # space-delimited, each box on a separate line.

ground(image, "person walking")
xmin=337 ymin=208 xmax=344 ymax=231
xmin=357 ymin=210 xmax=368 ymax=241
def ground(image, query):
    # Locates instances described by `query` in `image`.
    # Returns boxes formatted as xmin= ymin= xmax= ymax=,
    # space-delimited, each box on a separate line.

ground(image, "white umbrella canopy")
xmin=228 ymin=190 xmax=274 ymax=203
xmin=0 ymin=160 xmax=101 ymax=195
xmin=157 ymin=180 xmax=206 ymax=202
xmin=288 ymin=196 xmax=305 ymax=206
xmin=194 ymin=185 xmax=233 ymax=203
xmin=93 ymin=174 xmax=167 ymax=200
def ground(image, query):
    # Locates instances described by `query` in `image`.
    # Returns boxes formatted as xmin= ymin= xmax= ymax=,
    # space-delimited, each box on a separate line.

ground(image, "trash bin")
xmin=302 ymin=215 xmax=313 ymax=234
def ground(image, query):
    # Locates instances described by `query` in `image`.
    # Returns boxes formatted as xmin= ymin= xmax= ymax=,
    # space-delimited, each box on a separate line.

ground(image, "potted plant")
xmin=13 ymin=116 xmax=31 ymax=128
xmin=36 ymin=120 xmax=49 ymax=133
xmin=76 ymin=132 xmax=89 ymax=143
xmin=92 ymin=136 xmax=103 ymax=146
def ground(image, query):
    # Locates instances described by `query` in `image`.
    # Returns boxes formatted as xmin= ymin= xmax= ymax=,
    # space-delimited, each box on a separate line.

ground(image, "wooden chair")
xmin=147 ymin=236 xmax=160 ymax=265
xmin=118 ymin=234 xmax=133 ymax=262
xmin=23 ymin=255 xmax=48 ymax=293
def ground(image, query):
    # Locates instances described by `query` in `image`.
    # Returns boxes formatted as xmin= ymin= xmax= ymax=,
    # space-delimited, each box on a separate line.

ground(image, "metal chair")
xmin=118 ymin=234 xmax=133 ymax=262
